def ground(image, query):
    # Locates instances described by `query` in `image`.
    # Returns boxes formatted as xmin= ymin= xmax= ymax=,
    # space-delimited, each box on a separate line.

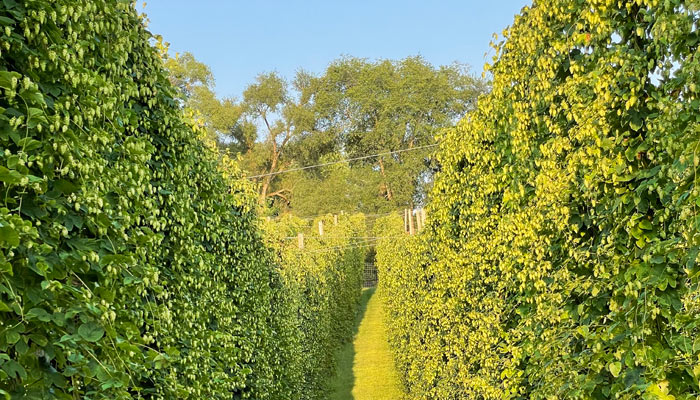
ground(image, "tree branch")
xmin=267 ymin=188 xmax=291 ymax=202
xmin=280 ymin=126 xmax=293 ymax=149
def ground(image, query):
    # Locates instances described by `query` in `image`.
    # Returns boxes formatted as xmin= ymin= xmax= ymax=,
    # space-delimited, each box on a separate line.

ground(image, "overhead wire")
xmin=268 ymin=210 xmax=419 ymax=252
xmin=279 ymin=235 xmax=410 ymax=254
xmin=280 ymin=235 xmax=405 ymax=240
xmin=255 ymin=145 xmax=431 ymax=252
xmin=268 ymin=209 xmax=407 ymax=221
xmin=303 ymin=242 xmax=382 ymax=255
xmin=245 ymin=143 xmax=439 ymax=179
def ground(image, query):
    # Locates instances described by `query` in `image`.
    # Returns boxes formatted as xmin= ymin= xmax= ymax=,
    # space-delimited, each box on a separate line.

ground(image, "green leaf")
xmin=0 ymin=71 xmax=20 ymax=90
xmin=0 ymin=225 xmax=19 ymax=247
xmin=64 ymin=214 xmax=83 ymax=231
xmin=616 ymin=173 xmax=636 ymax=182
xmin=630 ymin=226 xmax=644 ymax=240
xmin=6 ymin=330 xmax=20 ymax=344
xmin=26 ymin=307 xmax=52 ymax=322
xmin=0 ymin=301 xmax=11 ymax=312
xmin=650 ymin=255 xmax=665 ymax=264
xmin=1 ymin=360 xmax=26 ymax=380
xmin=28 ymin=333 xmax=48 ymax=347
xmin=26 ymin=107 xmax=46 ymax=128
xmin=53 ymin=179 xmax=79 ymax=195
xmin=78 ymin=322 xmax=104 ymax=342
xmin=99 ymin=254 xmax=130 ymax=267
xmin=688 ymin=247 xmax=699 ymax=269
xmin=0 ymin=261 xmax=12 ymax=276
xmin=17 ymin=137 xmax=42 ymax=151
xmin=609 ymin=361 xmax=622 ymax=378
xmin=639 ymin=220 xmax=653 ymax=230
xmin=629 ymin=115 xmax=643 ymax=131
xmin=0 ymin=166 xmax=22 ymax=184
xmin=19 ymin=88 xmax=44 ymax=106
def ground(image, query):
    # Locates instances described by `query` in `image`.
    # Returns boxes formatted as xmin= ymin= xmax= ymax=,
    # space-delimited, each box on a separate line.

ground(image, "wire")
xmin=245 ymin=143 xmax=439 ymax=179
xmin=283 ymin=235 xmax=408 ymax=254
xmin=280 ymin=235 xmax=405 ymax=240
xmin=304 ymin=243 xmax=379 ymax=254
xmin=269 ymin=209 xmax=406 ymax=221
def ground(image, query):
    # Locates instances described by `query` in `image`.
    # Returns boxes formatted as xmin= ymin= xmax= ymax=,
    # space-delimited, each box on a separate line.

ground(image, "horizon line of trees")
xmin=165 ymin=52 xmax=488 ymax=216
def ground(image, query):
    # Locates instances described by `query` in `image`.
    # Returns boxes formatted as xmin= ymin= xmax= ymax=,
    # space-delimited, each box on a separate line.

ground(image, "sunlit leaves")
xmin=264 ymin=214 xmax=368 ymax=400
xmin=376 ymin=0 xmax=700 ymax=398
xmin=0 ymin=0 xmax=293 ymax=398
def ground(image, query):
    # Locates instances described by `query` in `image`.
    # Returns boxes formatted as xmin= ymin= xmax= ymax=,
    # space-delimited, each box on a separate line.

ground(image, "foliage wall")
xmin=264 ymin=214 xmax=367 ymax=400
xmin=377 ymin=0 xmax=700 ymax=398
xmin=0 ymin=1 xmax=320 ymax=399
xmin=373 ymin=214 xmax=425 ymax=390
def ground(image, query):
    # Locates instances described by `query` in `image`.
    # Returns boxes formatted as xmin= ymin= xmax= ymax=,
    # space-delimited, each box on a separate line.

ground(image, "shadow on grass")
xmin=328 ymin=287 xmax=375 ymax=400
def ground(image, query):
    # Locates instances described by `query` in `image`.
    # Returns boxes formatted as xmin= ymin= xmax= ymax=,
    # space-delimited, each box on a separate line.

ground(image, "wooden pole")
xmin=318 ymin=220 xmax=324 ymax=236
xmin=404 ymin=209 xmax=409 ymax=233
xmin=421 ymin=209 xmax=427 ymax=227
xmin=333 ymin=215 xmax=338 ymax=226
xmin=416 ymin=209 xmax=423 ymax=231
xmin=408 ymin=209 xmax=415 ymax=235
xmin=298 ymin=233 xmax=304 ymax=249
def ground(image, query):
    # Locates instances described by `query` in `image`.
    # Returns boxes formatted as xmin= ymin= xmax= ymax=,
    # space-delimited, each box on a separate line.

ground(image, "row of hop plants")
xmin=0 ymin=1 xmax=366 ymax=399
xmin=376 ymin=0 xmax=700 ymax=399
xmin=264 ymin=214 xmax=368 ymax=400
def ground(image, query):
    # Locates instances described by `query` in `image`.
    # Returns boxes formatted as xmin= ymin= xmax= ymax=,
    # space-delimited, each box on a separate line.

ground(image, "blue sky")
xmin=139 ymin=1 xmax=530 ymax=99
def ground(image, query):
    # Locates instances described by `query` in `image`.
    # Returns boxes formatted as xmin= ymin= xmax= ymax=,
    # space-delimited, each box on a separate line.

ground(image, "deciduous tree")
xmin=165 ymin=52 xmax=255 ymax=152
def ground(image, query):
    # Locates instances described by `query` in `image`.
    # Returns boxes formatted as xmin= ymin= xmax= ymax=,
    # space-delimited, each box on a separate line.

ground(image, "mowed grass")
xmin=329 ymin=288 xmax=372 ymax=400
xmin=329 ymin=288 xmax=404 ymax=400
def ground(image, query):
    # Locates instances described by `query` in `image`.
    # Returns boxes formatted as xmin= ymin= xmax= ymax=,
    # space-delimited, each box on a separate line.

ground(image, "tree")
xmin=241 ymin=71 xmax=317 ymax=205
xmin=165 ymin=55 xmax=486 ymax=213
xmin=283 ymin=161 xmax=382 ymax=217
xmin=164 ymin=52 xmax=255 ymax=152
xmin=289 ymin=56 xmax=487 ymax=214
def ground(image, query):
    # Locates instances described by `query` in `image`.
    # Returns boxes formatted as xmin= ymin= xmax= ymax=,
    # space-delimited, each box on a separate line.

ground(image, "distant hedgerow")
xmin=264 ymin=214 xmax=367 ymax=400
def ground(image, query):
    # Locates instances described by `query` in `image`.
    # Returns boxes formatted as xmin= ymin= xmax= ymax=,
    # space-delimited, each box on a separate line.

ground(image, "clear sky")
xmin=139 ymin=1 xmax=531 ymax=99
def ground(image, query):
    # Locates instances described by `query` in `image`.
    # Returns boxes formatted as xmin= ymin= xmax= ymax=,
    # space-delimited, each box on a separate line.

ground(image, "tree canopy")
xmin=288 ymin=57 xmax=487 ymax=215
xmin=166 ymin=54 xmax=487 ymax=216
xmin=164 ymin=52 xmax=255 ymax=152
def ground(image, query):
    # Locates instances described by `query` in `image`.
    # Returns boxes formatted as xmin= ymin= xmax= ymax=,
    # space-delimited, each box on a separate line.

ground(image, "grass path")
xmin=330 ymin=288 xmax=404 ymax=400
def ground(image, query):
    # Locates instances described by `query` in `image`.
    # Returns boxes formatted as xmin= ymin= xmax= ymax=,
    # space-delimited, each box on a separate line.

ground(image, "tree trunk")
xmin=259 ymin=177 xmax=271 ymax=204
xmin=378 ymin=158 xmax=393 ymax=201
xmin=259 ymin=146 xmax=279 ymax=204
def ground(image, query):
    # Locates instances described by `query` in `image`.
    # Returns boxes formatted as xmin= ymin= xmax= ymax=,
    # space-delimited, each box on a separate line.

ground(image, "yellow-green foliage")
xmin=373 ymin=215 xmax=429 ymax=393
xmin=377 ymin=1 xmax=700 ymax=398
xmin=265 ymin=214 xmax=367 ymax=400
xmin=0 ymin=1 xmax=296 ymax=399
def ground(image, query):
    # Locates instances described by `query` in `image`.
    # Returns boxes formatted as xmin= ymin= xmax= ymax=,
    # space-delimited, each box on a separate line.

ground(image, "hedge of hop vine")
xmin=376 ymin=1 xmax=700 ymax=399
xmin=373 ymin=214 xmax=425 ymax=390
xmin=264 ymin=214 xmax=367 ymax=400
xmin=0 ymin=1 xmax=301 ymax=398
